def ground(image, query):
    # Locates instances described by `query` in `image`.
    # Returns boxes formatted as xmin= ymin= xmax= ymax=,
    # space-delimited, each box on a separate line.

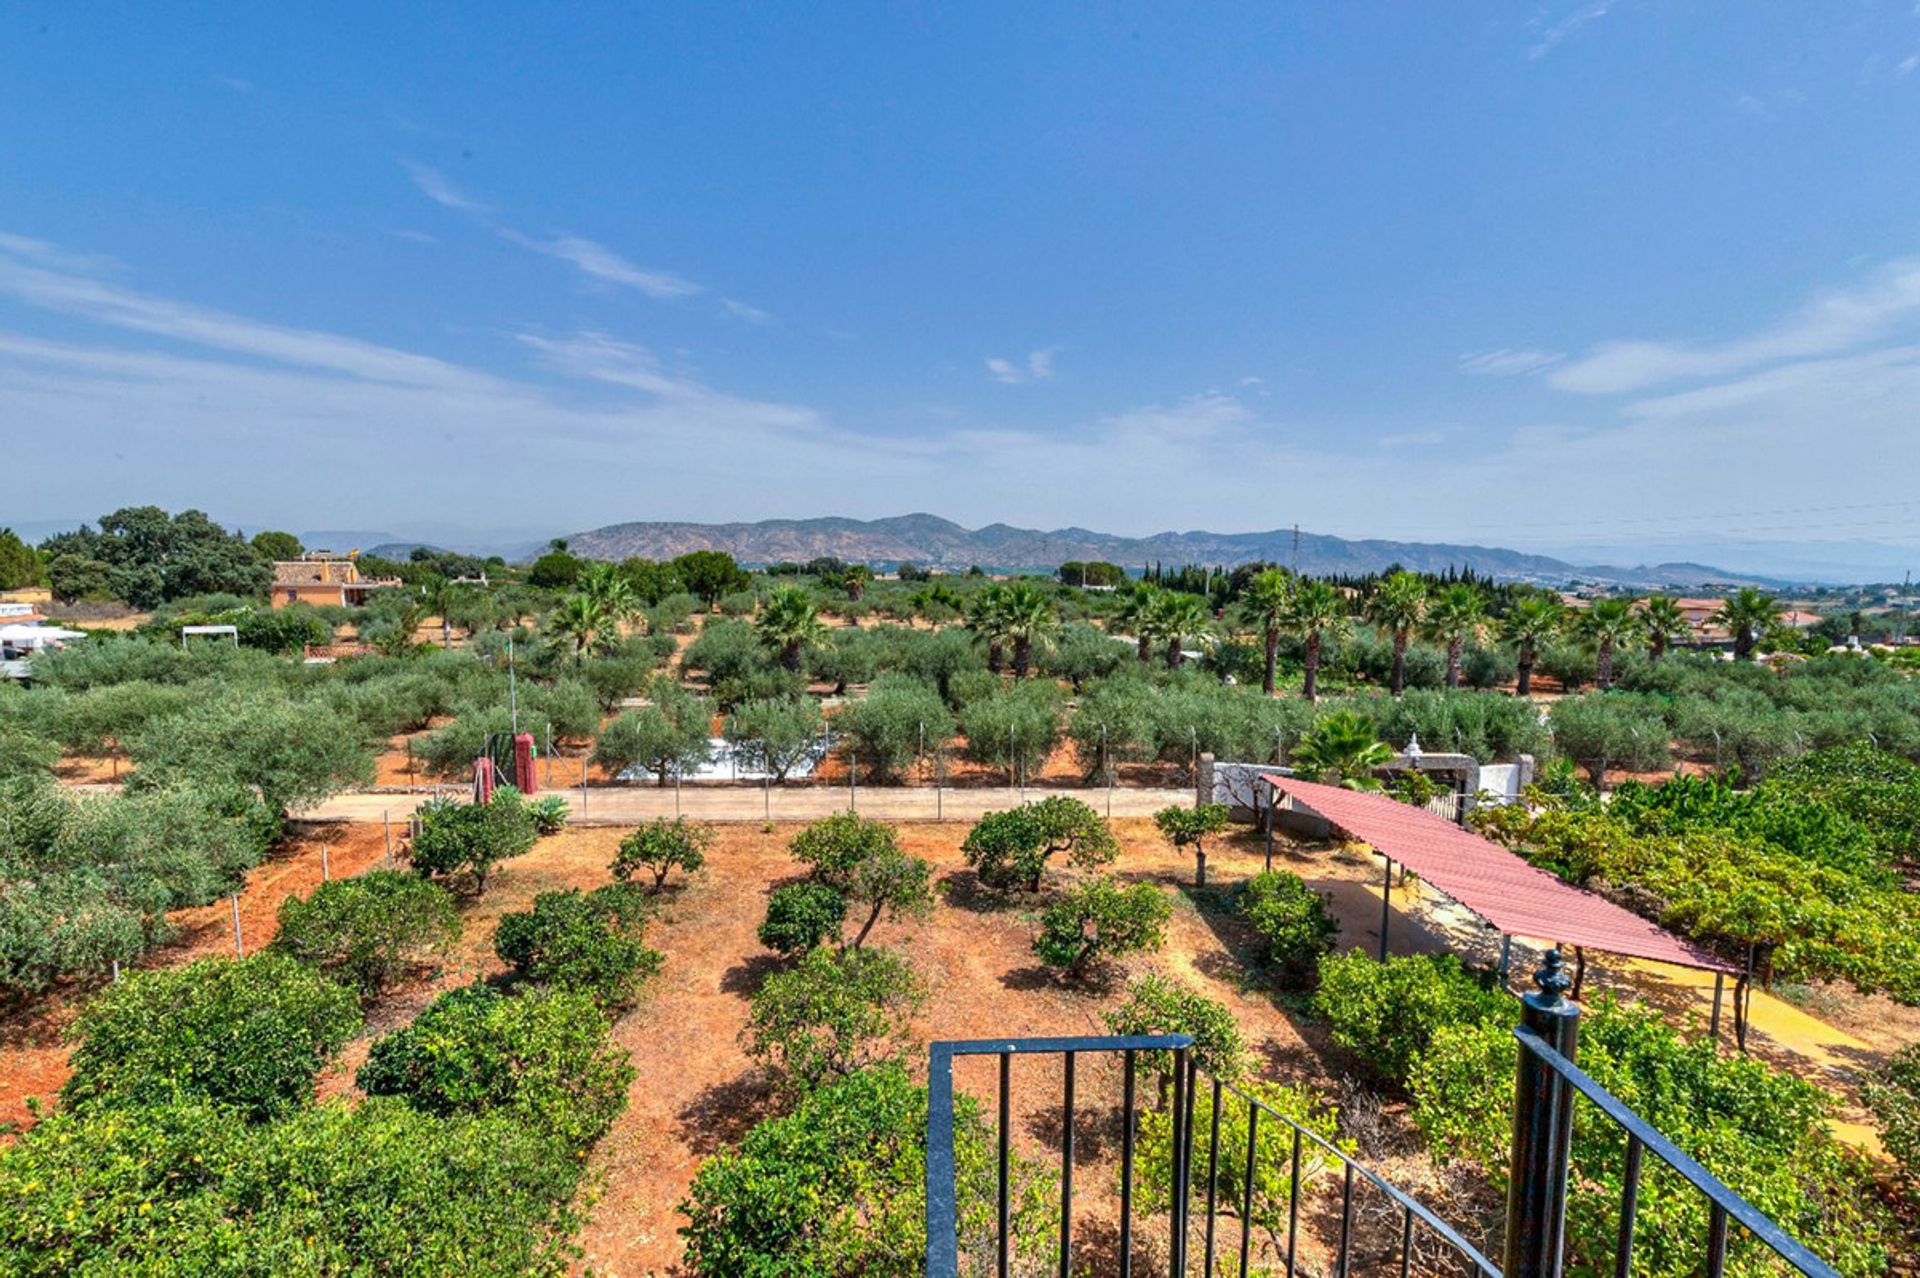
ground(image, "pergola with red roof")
xmin=1260 ymin=774 xmax=1746 ymax=1037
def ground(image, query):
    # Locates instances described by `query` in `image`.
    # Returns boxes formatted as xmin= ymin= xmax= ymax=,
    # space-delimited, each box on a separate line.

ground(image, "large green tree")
xmin=1238 ymin=569 xmax=1292 ymax=696
xmin=1279 ymin=578 xmax=1349 ymax=702
xmin=1365 ymin=571 xmax=1427 ymax=696
xmin=1714 ymin=587 xmax=1780 ymax=661
xmin=1423 ymin=584 xmax=1485 ymax=689
xmin=1501 ymin=596 xmax=1563 ymax=696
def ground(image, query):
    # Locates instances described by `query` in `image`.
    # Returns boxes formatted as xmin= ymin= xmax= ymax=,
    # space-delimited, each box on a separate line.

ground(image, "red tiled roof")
xmin=1263 ymin=775 xmax=1737 ymax=973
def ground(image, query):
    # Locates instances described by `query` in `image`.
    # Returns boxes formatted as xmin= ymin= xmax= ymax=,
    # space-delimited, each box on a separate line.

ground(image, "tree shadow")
xmin=720 ymin=952 xmax=785 ymax=997
xmin=1024 ymin=1098 xmax=1124 ymax=1161
xmin=674 ymin=1068 xmax=783 ymax=1156
xmin=939 ymin=869 xmax=1029 ymax=915
xmin=1069 ymin=1216 xmax=1167 ymax=1278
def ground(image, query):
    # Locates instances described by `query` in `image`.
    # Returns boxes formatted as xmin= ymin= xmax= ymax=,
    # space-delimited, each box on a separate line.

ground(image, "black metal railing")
xmin=924 ymin=1034 xmax=1497 ymax=1277
xmin=928 ymin=950 xmax=1849 ymax=1278
xmin=1509 ymin=952 xmax=1840 ymax=1278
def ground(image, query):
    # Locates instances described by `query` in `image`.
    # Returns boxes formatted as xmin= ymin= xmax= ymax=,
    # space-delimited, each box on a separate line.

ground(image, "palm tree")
xmin=1114 ymin=581 xmax=1160 ymax=663
xmin=997 ymin=581 xmax=1057 ymax=677
xmin=1366 ymin=571 xmax=1427 ymax=696
xmin=840 ymin=563 xmax=874 ymax=601
xmin=580 ymin=562 xmax=640 ymax=633
xmin=420 ymin=579 xmax=457 ymax=650
xmin=1640 ymin=596 xmax=1689 ymax=661
xmin=1291 ymin=710 xmax=1394 ymax=790
xmin=1713 ymin=588 xmax=1779 ymax=662
xmin=1501 ymin=596 xmax=1563 ymax=697
xmin=966 ymin=585 xmax=1011 ymax=673
xmin=1279 ymin=578 xmax=1350 ymax=702
xmin=549 ymin=593 xmax=607 ymax=662
xmin=1148 ymin=592 xmax=1213 ymax=669
xmin=1424 ymin=584 xmax=1486 ymax=689
xmin=1581 ymin=597 xmax=1639 ymax=690
xmin=756 ymin=586 xmax=827 ymax=671
xmin=1238 ymin=569 xmax=1293 ymax=696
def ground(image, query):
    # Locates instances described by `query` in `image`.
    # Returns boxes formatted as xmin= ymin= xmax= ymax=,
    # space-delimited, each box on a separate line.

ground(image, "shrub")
xmin=358 ymin=983 xmax=634 ymax=1149
xmin=62 ymin=954 xmax=361 ymax=1121
xmin=724 ymin=695 xmax=826 ymax=780
xmin=1032 ymin=876 xmax=1171 ymax=978
xmin=1411 ymin=995 xmax=1896 ymax=1277
xmin=958 ymin=681 xmax=1062 ymax=780
xmin=409 ymin=791 xmax=538 ymax=893
xmin=494 ymin=883 xmax=663 ymax=1008
xmin=1153 ymin=802 xmax=1231 ymax=885
xmin=610 ymin=816 xmax=714 ymax=890
xmin=745 ymin=946 xmax=926 ymax=1092
xmin=525 ymin=793 xmax=570 ymax=835
xmin=1103 ymin=973 xmax=1246 ymax=1084
xmin=758 ymin=881 xmax=849 ymax=956
xmin=1863 ymin=1043 xmax=1920 ymax=1195
xmin=1239 ymin=870 xmax=1338 ymax=984
xmin=591 ymin=677 xmax=713 ymax=784
xmin=1547 ymin=692 xmax=1672 ymax=787
xmin=961 ymin=796 xmax=1118 ymax=892
xmin=1312 ymin=950 xmax=1510 ymax=1087
xmin=269 ymin=870 xmax=460 ymax=1001
xmin=680 ymin=1061 xmax=1052 ymax=1276
xmin=128 ymin=686 xmax=375 ymax=816
xmin=834 ymin=674 xmax=953 ymax=779
xmin=788 ymin=813 xmax=932 ymax=948
xmin=1134 ymin=1079 xmax=1346 ymax=1250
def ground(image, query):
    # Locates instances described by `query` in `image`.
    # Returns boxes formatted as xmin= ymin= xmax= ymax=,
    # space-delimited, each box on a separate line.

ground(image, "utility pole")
xmin=1291 ymin=523 xmax=1300 ymax=575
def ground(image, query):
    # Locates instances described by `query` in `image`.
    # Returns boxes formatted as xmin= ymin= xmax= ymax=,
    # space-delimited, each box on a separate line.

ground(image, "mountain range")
xmin=562 ymin=514 xmax=1787 ymax=589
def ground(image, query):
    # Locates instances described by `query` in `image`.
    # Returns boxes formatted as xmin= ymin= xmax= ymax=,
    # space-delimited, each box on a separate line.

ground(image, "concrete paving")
xmin=296 ymin=782 xmax=1197 ymax=826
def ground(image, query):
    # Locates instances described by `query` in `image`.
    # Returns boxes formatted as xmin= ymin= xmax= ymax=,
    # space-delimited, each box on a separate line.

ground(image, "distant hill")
xmin=563 ymin=513 xmax=1784 ymax=589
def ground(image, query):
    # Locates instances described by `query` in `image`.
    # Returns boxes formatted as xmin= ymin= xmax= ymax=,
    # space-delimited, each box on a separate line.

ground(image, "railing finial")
xmin=1533 ymin=946 xmax=1573 ymax=1006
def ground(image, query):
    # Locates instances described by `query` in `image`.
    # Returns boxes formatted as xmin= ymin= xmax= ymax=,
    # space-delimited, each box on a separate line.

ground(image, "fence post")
xmin=231 ymin=894 xmax=244 ymax=957
xmin=1504 ymin=948 xmax=1580 ymax=1278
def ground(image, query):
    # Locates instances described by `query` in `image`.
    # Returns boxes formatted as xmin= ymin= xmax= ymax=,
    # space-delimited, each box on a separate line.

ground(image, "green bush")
xmin=834 ymin=674 xmax=952 ymax=780
xmin=958 ymin=681 xmax=1062 ymax=780
xmin=787 ymin=813 xmax=931 ymax=948
xmin=724 ymin=695 xmax=826 ymax=780
xmin=961 ymin=796 xmax=1118 ymax=892
xmin=1153 ymin=802 xmax=1231 ymax=884
xmin=745 ymin=946 xmax=926 ymax=1092
xmin=590 ymin=677 xmax=713 ymax=784
xmin=269 ymin=870 xmax=460 ymax=1001
xmin=128 ymin=685 xmax=375 ymax=816
xmin=493 ymin=883 xmax=662 ymax=1008
xmin=62 ymin=954 xmax=362 ymax=1121
xmin=0 ymin=780 xmax=275 ymax=995
xmin=409 ymin=791 xmax=538 ymax=893
xmin=1411 ymin=996 xmax=1896 ymax=1277
xmin=525 ymin=793 xmax=570 ymax=835
xmin=680 ymin=1061 xmax=1053 ymax=1276
xmin=1863 ymin=1042 xmax=1920 ymax=1196
xmin=610 ymin=816 xmax=714 ymax=890
xmin=1134 ymin=1078 xmax=1347 ymax=1248
xmin=1103 ymin=973 xmax=1246 ymax=1083
xmin=1032 ymin=876 xmax=1170 ymax=978
xmin=1239 ymin=870 xmax=1338 ymax=984
xmin=758 ymin=881 xmax=848 ymax=956
xmin=358 ymin=983 xmax=634 ymax=1149
xmin=1311 ymin=950 xmax=1510 ymax=1087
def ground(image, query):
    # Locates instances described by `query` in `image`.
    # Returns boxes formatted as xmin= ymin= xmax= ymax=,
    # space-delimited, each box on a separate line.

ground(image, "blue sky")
xmin=4 ymin=3 xmax=1920 ymax=574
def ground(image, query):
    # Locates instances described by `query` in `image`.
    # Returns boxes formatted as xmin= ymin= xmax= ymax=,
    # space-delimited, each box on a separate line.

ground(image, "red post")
xmin=514 ymin=732 xmax=537 ymax=795
xmin=473 ymin=755 xmax=496 ymax=804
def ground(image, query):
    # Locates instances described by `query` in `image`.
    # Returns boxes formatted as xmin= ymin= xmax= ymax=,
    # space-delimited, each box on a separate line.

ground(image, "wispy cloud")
xmin=404 ymin=162 xmax=490 ymax=215
xmin=1458 ymin=348 xmax=1564 ymax=377
xmin=1548 ymin=259 xmax=1920 ymax=394
xmin=985 ymin=347 xmax=1059 ymax=384
xmin=721 ymin=298 xmax=772 ymax=324
xmin=1379 ymin=429 xmax=1448 ymax=448
xmin=214 ymin=75 xmax=253 ymax=94
xmin=1527 ymin=2 xmax=1612 ymax=60
xmin=497 ymin=229 xmax=703 ymax=300
xmin=404 ymin=161 xmax=732 ymax=306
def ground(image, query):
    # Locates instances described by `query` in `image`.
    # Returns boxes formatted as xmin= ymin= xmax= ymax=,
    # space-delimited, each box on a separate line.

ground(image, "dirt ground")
xmin=1 ymin=812 xmax=1906 ymax=1275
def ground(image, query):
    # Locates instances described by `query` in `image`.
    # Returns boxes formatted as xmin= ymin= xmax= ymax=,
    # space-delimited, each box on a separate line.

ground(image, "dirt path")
xmin=296 ymin=782 xmax=1197 ymax=825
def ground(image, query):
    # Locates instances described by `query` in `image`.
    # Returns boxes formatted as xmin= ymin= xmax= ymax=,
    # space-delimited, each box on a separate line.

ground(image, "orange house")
xmin=270 ymin=553 xmax=402 ymax=608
